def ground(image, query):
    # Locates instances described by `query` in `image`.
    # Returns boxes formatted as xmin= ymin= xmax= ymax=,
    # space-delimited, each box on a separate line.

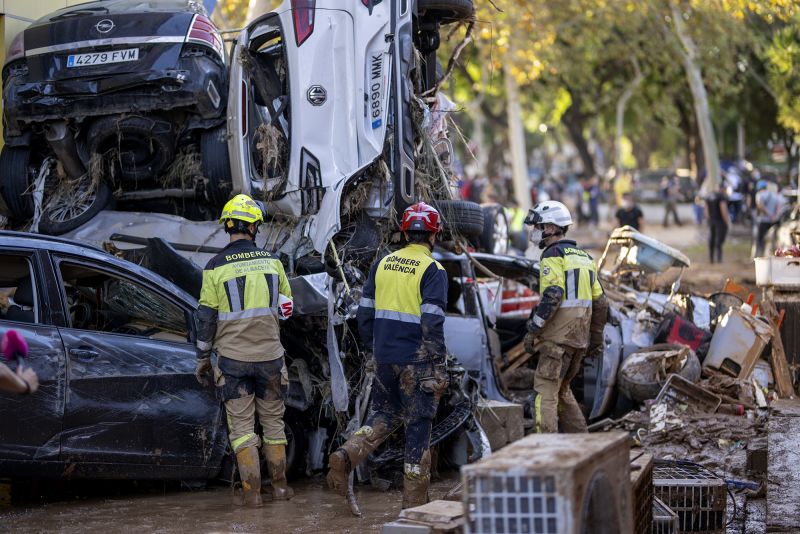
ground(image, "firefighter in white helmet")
xmin=524 ymin=201 xmax=608 ymax=433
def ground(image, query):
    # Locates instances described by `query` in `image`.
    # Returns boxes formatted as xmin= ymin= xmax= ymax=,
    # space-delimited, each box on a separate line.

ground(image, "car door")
xmin=0 ymin=248 xmax=66 ymax=463
xmin=51 ymin=253 xmax=225 ymax=473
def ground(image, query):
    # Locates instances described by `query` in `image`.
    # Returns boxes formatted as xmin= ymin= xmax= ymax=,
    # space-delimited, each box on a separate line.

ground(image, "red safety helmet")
xmin=400 ymin=202 xmax=442 ymax=233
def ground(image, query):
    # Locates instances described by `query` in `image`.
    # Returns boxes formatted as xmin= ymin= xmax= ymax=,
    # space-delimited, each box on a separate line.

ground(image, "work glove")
xmin=420 ymin=363 xmax=449 ymax=401
xmin=524 ymin=331 xmax=538 ymax=355
xmin=195 ymin=357 xmax=212 ymax=386
xmin=587 ymin=343 xmax=604 ymax=360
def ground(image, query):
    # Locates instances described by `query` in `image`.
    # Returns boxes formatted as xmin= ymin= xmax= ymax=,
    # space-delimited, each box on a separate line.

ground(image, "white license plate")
xmin=67 ymin=48 xmax=139 ymax=68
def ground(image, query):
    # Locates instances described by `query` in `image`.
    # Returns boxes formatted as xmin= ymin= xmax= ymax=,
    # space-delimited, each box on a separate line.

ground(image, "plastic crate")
xmin=652 ymin=461 xmax=726 ymax=533
xmin=463 ymin=432 xmax=632 ymax=534
xmin=755 ymin=256 xmax=800 ymax=288
xmin=652 ymin=496 xmax=679 ymax=534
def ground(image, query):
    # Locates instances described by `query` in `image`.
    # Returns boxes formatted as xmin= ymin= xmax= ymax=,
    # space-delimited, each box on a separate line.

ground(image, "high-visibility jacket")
xmin=196 ymin=239 xmax=291 ymax=362
xmin=531 ymin=239 xmax=603 ymax=349
xmin=357 ymin=244 xmax=448 ymax=364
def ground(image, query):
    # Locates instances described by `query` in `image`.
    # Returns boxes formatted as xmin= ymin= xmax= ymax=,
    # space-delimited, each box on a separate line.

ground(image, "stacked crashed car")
xmin=0 ymin=0 xmax=231 ymax=235
xmin=225 ymin=0 xmax=497 ymax=269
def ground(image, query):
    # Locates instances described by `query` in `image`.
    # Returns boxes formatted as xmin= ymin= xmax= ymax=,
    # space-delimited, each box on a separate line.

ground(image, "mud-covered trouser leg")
xmin=252 ymin=357 xmax=292 ymax=499
xmin=399 ymin=363 xmax=438 ymax=509
xmin=558 ymin=347 xmax=588 ymax=433
xmin=327 ymin=363 xmax=401 ymax=495
xmin=533 ymin=342 xmax=565 ymax=433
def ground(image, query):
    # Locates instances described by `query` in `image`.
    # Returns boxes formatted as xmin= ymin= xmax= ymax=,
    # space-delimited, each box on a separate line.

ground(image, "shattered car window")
xmin=58 ymin=262 xmax=187 ymax=340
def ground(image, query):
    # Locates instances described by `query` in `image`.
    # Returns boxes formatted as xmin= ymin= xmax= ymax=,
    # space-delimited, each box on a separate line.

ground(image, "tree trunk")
xmin=504 ymin=62 xmax=531 ymax=211
xmin=467 ymin=97 xmax=488 ymax=178
xmin=615 ymin=57 xmax=643 ymax=173
xmin=670 ymin=3 xmax=721 ymax=195
xmin=562 ymin=99 xmax=596 ymax=177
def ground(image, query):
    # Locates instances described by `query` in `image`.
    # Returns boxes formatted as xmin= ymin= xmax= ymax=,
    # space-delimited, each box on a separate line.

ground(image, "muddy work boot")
xmin=264 ymin=443 xmax=294 ymax=500
xmin=402 ymin=451 xmax=432 ymax=509
xmin=236 ymin=445 xmax=263 ymax=507
xmin=326 ymin=423 xmax=390 ymax=496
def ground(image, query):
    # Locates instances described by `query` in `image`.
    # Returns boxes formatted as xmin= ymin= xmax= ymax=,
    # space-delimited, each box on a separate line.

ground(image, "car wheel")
xmin=0 ymin=145 xmax=35 ymax=219
xmin=418 ymin=0 xmax=474 ymax=22
xmin=87 ymin=115 xmax=175 ymax=182
xmin=38 ymin=178 xmax=112 ymax=235
xmin=433 ymin=199 xmax=484 ymax=239
xmin=200 ymin=124 xmax=233 ymax=209
xmin=283 ymin=408 xmax=307 ymax=479
xmin=480 ymin=203 xmax=509 ymax=255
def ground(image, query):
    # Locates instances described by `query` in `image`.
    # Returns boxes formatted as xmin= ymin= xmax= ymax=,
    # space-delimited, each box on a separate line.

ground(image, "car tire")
xmin=87 ymin=115 xmax=175 ymax=182
xmin=433 ymin=199 xmax=484 ymax=238
xmin=418 ymin=0 xmax=474 ymax=22
xmin=38 ymin=179 xmax=112 ymax=235
xmin=200 ymin=124 xmax=233 ymax=209
xmin=0 ymin=145 xmax=35 ymax=219
xmin=284 ymin=408 xmax=307 ymax=479
xmin=480 ymin=203 xmax=509 ymax=254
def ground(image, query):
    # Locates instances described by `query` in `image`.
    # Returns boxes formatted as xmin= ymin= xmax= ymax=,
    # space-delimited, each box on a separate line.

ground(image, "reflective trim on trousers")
xmin=231 ymin=432 xmax=258 ymax=452
xmin=359 ymin=297 xmax=375 ymax=308
xmin=560 ymin=299 xmax=592 ymax=308
xmin=375 ymin=309 xmax=421 ymax=324
xmin=420 ymin=303 xmax=444 ymax=316
xmin=263 ymin=437 xmax=288 ymax=446
xmin=196 ymin=339 xmax=212 ymax=351
xmin=218 ymin=307 xmax=278 ymax=321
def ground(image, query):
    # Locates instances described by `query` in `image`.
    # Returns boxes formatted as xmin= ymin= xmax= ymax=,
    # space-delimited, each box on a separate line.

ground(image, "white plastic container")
xmin=754 ymin=256 xmax=800 ymax=288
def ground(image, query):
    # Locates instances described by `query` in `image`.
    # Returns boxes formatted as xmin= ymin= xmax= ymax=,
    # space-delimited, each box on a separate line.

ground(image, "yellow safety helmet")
xmin=219 ymin=194 xmax=265 ymax=226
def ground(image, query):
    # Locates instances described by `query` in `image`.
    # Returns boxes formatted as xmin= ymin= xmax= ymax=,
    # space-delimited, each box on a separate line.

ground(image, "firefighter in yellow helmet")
xmin=523 ymin=201 xmax=608 ymax=433
xmin=195 ymin=194 xmax=295 ymax=506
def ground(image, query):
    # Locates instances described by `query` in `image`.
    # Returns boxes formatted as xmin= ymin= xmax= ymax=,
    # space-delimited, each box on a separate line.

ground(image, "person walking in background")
xmin=705 ymin=184 xmax=730 ymax=264
xmin=615 ymin=192 xmax=644 ymax=231
xmin=753 ymin=180 xmax=786 ymax=257
xmin=661 ymin=174 xmax=683 ymax=227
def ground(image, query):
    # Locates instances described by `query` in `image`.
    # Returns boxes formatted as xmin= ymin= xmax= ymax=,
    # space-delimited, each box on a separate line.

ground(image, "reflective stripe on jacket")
xmin=357 ymin=244 xmax=448 ymax=364
xmin=196 ymin=239 xmax=291 ymax=362
xmin=537 ymin=239 xmax=603 ymax=348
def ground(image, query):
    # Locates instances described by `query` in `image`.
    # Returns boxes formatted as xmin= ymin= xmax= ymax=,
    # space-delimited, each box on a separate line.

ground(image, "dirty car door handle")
xmin=69 ymin=348 xmax=99 ymax=361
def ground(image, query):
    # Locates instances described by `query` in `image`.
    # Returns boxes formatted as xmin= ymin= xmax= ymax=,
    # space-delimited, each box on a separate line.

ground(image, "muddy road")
xmin=1 ymin=474 xmax=459 ymax=533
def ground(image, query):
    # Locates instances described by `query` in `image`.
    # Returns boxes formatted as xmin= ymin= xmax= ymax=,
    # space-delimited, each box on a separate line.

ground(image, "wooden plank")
xmin=761 ymin=300 xmax=795 ymax=399
xmin=399 ymin=500 xmax=464 ymax=523
xmin=767 ymin=400 xmax=800 ymax=531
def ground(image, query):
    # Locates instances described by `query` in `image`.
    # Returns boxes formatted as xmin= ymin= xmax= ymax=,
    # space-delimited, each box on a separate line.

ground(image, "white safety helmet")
xmin=524 ymin=201 xmax=573 ymax=228
xmin=524 ymin=201 xmax=573 ymax=250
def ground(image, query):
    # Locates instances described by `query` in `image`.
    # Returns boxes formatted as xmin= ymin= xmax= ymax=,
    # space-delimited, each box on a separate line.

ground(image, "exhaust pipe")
xmin=45 ymin=121 xmax=86 ymax=180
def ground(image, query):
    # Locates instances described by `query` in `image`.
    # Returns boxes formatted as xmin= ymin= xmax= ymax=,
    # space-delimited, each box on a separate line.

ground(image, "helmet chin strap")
xmin=538 ymin=230 xmax=563 ymax=249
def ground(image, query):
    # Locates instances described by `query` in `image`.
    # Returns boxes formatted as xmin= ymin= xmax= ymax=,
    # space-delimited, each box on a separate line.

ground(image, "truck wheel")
xmin=433 ymin=199 xmax=484 ymax=238
xmin=200 ymin=124 xmax=233 ymax=209
xmin=0 ymin=146 xmax=35 ymax=219
xmin=418 ymin=0 xmax=474 ymax=22
xmin=480 ymin=203 xmax=509 ymax=254
xmin=38 ymin=179 xmax=111 ymax=235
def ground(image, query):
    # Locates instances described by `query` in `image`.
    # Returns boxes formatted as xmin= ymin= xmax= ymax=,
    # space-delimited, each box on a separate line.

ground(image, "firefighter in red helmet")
xmin=326 ymin=202 xmax=449 ymax=509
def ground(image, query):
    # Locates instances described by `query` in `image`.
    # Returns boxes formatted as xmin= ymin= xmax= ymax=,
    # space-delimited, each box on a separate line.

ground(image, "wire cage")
xmin=652 ymin=496 xmax=679 ymax=534
xmin=630 ymin=452 xmax=654 ymax=534
xmin=652 ymin=461 xmax=727 ymax=533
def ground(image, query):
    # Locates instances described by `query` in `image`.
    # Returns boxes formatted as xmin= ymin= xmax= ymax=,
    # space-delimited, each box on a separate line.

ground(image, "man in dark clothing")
xmin=705 ymin=184 xmax=730 ymax=263
xmin=615 ymin=192 xmax=644 ymax=230
xmin=327 ymin=202 xmax=448 ymax=509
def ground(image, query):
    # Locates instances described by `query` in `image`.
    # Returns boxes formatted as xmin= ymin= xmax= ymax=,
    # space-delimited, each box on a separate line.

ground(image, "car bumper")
xmin=3 ymin=55 xmax=225 ymax=137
